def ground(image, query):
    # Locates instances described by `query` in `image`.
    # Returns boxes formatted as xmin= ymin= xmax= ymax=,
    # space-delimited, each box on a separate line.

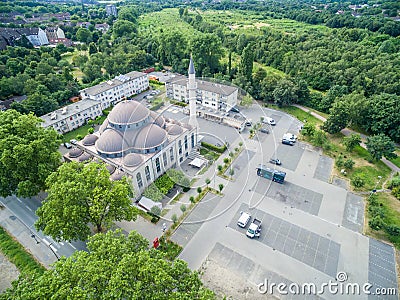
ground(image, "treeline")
xmin=0 ymin=45 xmax=79 ymax=116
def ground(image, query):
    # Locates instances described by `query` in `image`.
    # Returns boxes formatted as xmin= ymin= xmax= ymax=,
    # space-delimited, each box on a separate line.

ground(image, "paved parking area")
xmin=313 ymin=156 xmax=333 ymax=182
xmin=270 ymin=114 xmax=283 ymax=125
xmin=171 ymin=193 xmax=220 ymax=247
xmin=368 ymin=239 xmax=398 ymax=299
xmin=273 ymin=143 xmax=305 ymax=171
xmin=332 ymin=176 xmax=349 ymax=190
xmin=341 ymin=193 xmax=364 ymax=233
xmin=252 ymin=180 xmax=323 ymax=216
xmin=229 ymin=204 xmax=340 ymax=278
xmin=224 ymin=150 xmax=256 ymax=177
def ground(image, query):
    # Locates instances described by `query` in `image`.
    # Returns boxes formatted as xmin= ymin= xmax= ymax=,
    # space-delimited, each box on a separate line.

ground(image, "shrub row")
xmin=201 ymin=141 xmax=226 ymax=153
xmin=170 ymin=100 xmax=188 ymax=107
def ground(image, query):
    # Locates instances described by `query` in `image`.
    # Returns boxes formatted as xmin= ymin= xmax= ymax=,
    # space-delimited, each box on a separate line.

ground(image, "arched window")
xmin=191 ymin=133 xmax=195 ymax=148
xmin=136 ymin=172 xmax=143 ymax=188
xmin=145 ymin=166 xmax=151 ymax=181
xmin=184 ymin=136 xmax=188 ymax=150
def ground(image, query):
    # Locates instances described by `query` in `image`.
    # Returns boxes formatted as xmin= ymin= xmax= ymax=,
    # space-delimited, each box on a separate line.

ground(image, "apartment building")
xmin=80 ymin=71 xmax=149 ymax=110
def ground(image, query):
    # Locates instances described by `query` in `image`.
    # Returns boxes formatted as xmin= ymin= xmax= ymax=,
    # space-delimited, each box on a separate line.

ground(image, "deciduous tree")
xmin=0 ymin=110 xmax=61 ymax=197
xmin=36 ymin=162 xmax=137 ymax=241
xmin=366 ymin=134 xmax=396 ymax=161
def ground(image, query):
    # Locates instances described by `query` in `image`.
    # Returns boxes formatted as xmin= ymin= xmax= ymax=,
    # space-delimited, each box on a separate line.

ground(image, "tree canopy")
xmin=0 ymin=230 xmax=215 ymax=300
xmin=0 ymin=110 xmax=61 ymax=197
xmin=35 ymin=162 xmax=137 ymax=241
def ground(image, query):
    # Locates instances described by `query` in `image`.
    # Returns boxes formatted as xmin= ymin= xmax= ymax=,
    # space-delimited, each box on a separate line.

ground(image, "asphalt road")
xmin=0 ymin=195 xmax=87 ymax=260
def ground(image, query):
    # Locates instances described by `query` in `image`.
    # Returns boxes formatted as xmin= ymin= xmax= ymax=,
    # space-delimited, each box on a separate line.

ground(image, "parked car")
xmin=283 ymin=133 xmax=297 ymax=143
xmin=246 ymin=218 xmax=262 ymax=238
xmin=64 ymin=142 xmax=72 ymax=149
xmin=70 ymin=139 xmax=78 ymax=145
xmin=282 ymin=139 xmax=294 ymax=146
xmin=230 ymin=106 xmax=240 ymax=113
xmin=260 ymin=128 xmax=269 ymax=134
xmin=237 ymin=211 xmax=251 ymax=228
xmin=263 ymin=117 xmax=276 ymax=126
xmin=269 ymin=158 xmax=281 ymax=165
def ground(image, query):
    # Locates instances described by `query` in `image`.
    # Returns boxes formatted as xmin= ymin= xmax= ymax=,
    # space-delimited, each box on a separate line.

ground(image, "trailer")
xmin=256 ymin=164 xmax=286 ymax=184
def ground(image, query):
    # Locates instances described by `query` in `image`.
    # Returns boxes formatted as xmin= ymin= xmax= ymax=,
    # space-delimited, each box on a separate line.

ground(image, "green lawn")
xmin=62 ymin=115 xmax=107 ymax=143
xmin=0 ymin=226 xmax=46 ymax=275
xmin=272 ymin=105 xmax=324 ymax=126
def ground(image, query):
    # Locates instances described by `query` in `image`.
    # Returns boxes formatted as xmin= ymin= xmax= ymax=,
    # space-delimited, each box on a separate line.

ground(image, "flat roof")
xmin=166 ymin=75 xmax=238 ymax=96
xmin=41 ymin=99 xmax=99 ymax=127
xmin=82 ymin=71 xmax=147 ymax=96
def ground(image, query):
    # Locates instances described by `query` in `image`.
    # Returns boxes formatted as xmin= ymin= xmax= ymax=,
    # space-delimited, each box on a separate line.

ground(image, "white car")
xmin=263 ymin=117 xmax=276 ymax=126
xmin=237 ymin=212 xmax=251 ymax=228
xmin=283 ymin=133 xmax=297 ymax=142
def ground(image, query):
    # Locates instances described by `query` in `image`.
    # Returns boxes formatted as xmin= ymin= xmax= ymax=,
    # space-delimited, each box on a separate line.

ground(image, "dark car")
xmin=260 ymin=128 xmax=269 ymax=134
xmin=282 ymin=139 xmax=294 ymax=146
xmin=269 ymin=158 xmax=281 ymax=165
xmin=230 ymin=106 xmax=240 ymax=113
xmin=64 ymin=142 xmax=72 ymax=149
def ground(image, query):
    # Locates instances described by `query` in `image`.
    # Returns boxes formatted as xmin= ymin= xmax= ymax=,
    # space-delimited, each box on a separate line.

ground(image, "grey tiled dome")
xmin=123 ymin=153 xmax=143 ymax=167
xmin=68 ymin=148 xmax=84 ymax=158
xmin=82 ymin=134 xmax=98 ymax=146
xmin=133 ymin=124 xmax=167 ymax=150
xmin=108 ymin=100 xmax=149 ymax=125
xmin=166 ymin=124 xmax=183 ymax=136
xmin=95 ymin=129 xmax=128 ymax=154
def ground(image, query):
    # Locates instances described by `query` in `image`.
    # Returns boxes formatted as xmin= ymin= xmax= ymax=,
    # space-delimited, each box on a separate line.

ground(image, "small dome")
xmin=182 ymin=123 xmax=193 ymax=130
xmin=111 ymin=170 xmax=125 ymax=181
xmin=123 ymin=153 xmax=143 ymax=167
xmin=166 ymin=124 xmax=183 ymax=136
xmin=95 ymin=129 xmax=128 ymax=154
xmin=150 ymin=111 xmax=165 ymax=128
xmin=133 ymin=124 xmax=167 ymax=150
xmin=82 ymin=134 xmax=98 ymax=146
xmin=106 ymin=164 xmax=116 ymax=175
xmin=78 ymin=152 xmax=92 ymax=162
xmin=68 ymin=148 xmax=84 ymax=158
xmin=108 ymin=101 xmax=149 ymax=125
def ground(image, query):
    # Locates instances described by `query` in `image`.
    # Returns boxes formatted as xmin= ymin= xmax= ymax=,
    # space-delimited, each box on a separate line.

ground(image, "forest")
xmin=0 ymin=0 xmax=399 ymax=145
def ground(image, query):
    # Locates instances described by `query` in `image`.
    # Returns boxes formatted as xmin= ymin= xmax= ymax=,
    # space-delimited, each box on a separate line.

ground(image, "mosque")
xmin=66 ymin=58 xmax=199 ymax=195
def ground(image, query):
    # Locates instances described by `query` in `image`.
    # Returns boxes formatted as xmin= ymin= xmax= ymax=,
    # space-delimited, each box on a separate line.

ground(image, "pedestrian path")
xmin=293 ymin=104 xmax=400 ymax=173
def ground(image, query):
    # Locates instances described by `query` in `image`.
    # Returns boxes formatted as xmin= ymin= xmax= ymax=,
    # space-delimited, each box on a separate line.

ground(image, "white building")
xmin=106 ymin=4 xmax=118 ymax=17
xmin=17 ymin=28 xmax=48 ymax=46
xmin=41 ymin=99 xmax=102 ymax=134
xmin=166 ymin=64 xmax=238 ymax=112
xmin=80 ymin=71 xmax=149 ymax=110
xmin=68 ymin=100 xmax=197 ymax=194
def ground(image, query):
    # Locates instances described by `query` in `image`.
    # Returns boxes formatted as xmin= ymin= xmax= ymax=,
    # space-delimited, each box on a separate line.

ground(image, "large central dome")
xmin=107 ymin=101 xmax=150 ymax=125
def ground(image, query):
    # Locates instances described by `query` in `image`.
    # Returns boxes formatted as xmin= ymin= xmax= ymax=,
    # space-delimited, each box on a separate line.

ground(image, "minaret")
xmin=187 ymin=56 xmax=198 ymax=128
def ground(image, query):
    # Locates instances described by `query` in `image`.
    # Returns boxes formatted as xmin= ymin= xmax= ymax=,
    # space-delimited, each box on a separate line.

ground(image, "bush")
xmin=87 ymin=127 xmax=94 ymax=134
xmin=143 ymin=183 xmax=163 ymax=202
xmin=369 ymin=216 xmax=385 ymax=231
xmin=335 ymin=155 xmax=344 ymax=168
xmin=189 ymin=196 xmax=195 ymax=203
xmin=154 ymin=174 xmax=175 ymax=195
xmin=388 ymin=176 xmax=400 ymax=189
xmin=87 ymin=119 xmax=94 ymax=125
xmin=201 ymin=141 xmax=226 ymax=153
xmin=223 ymin=158 xmax=230 ymax=164
xmin=352 ymin=175 xmax=365 ymax=188
xmin=170 ymin=100 xmax=188 ymax=107
xmin=76 ymin=134 xmax=83 ymax=140
xmin=217 ymin=165 xmax=223 ymax=172
xmin=197 ymin=187 xmax=202 ymax=194
xmin=239 ymin=142 xmax=243 ymax=147
xmin=171 ymin=214 xmax=178 ymax=224
xmin=386 ymin=225 xmax=400 ymax=236
xmin=392 ymin=187 xmax=400 ymax=200
xmin=180 ymin=204 xmax=186 ymax=213
xmin=343 ymin=159 xmax=355 ymax=170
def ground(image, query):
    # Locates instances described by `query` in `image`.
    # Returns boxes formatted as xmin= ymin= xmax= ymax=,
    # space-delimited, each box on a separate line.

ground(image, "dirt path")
xmin=0 ymin=251 xmax=19 ymax=293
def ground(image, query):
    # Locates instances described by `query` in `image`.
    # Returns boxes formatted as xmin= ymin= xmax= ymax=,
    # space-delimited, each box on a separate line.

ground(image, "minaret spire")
xmin=188 ymin=55 xmax=198 ymax=128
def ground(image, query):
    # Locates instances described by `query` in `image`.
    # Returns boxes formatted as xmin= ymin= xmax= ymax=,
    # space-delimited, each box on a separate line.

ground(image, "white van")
xmin=263 ymin=117 xmax=276 ymax=126
xmin=237 ymin=212 xmax=251 ymax=228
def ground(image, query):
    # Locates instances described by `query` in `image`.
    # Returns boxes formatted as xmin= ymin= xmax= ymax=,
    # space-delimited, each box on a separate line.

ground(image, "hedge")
xmin=150 ymin=102 xmax=164 ymax=111
xmin=201 ymin=141 xmax=226 ymax=153
xmin=170 ymin=100 xmax=188 ymax=107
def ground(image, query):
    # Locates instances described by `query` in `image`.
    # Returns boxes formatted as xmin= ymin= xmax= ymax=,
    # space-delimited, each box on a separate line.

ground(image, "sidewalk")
xmin=0 ymin=206 xmax=57 ymax=269
xmin=294 ymin=104 xmax=400 ymax=173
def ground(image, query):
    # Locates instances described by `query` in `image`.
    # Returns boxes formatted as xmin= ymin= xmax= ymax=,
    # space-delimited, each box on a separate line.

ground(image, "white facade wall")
xmin=80 ymin=74 xmax=149 ymax=110
xmin=38 ymin=28 xmax=49 ymax=45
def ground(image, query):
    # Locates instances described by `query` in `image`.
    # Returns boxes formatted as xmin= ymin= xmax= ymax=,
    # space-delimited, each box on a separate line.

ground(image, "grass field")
xmin=0 ymin=226 xmax=45 ymax=275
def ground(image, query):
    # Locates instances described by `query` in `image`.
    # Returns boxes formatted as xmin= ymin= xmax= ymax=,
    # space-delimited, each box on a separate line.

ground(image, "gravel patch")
xmin=0 ymin=251 xmax=19 ymax=293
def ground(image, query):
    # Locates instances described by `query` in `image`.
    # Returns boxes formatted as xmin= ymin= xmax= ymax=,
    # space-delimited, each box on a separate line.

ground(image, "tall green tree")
xmin=322 ymin=100 xmax=350 ymax=134
xmin=272 ymin=79 xmax=298 ymax=107
xmin=0 ymin=230 xmax=215 ymax=299
xmin=36 ymin=162 xmax=137 ymax=241
xmin=366 ymin=134 xmax=397 ymax=161
xmin=0 ymin=110 xmax=61 ymax=197
xmin=239 ymin=44 xmax=254 ymax=83
xmin=190 ymin=33 xmax=222 ymax=76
